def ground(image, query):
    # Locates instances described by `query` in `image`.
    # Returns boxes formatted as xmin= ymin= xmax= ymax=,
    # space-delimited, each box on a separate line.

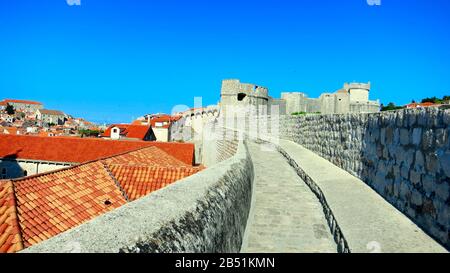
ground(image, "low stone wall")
xmin=201 ymin=121 xmax=240 ymax=167
xmin=275 ymin=108 xmax=450 ymax=248
xmin=23 ymin=138 xmax=254 ymax=253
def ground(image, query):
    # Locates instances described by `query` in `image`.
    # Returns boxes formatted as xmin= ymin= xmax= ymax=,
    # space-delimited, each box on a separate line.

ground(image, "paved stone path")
xmin=240 ymin=142 xmax=337 ymax=253
xmin=279 ymin=140 xmax=447 ymax=253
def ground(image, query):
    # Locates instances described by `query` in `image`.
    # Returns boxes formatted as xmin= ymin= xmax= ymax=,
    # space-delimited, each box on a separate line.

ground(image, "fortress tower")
xmin=220 ymin=79 xmax=270 ymax=116
xmin=281 ymin=82 xmax=379 ymax=115
xmin=344 ymin=82 xmax=371 ymax=103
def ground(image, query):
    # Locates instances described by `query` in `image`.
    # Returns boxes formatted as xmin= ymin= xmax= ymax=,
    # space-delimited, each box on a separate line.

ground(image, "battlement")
xmin=221 ymin=79 xmax=269 ymax=99
xmin=344 ymin=82 xmax=371 ymax=91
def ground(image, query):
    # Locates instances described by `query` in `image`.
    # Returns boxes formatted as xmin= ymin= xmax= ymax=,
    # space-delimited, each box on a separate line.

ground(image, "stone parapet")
xmin=274 ymin=108 xmax=450 ymax=248
xmin=23 ymin=136 xmax=254 ymax=253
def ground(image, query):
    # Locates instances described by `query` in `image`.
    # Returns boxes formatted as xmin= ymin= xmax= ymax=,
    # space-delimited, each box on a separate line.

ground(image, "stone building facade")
xmin=2 ymin=99 xmax=43 ymax=114
xmin=282 ymin=82 xmax=380 ymax=115
xmin=35 ymin=109 xmax=66 ymax=125
xmin=219 ymin=79 xmax=286 ymax=117
xmin=218 ymin=79 xmax=379 ymax=118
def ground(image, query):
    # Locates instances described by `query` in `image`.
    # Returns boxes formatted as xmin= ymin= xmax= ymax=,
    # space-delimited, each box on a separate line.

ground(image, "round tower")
xmin=344 ymin=82 xmax=370 ymax=103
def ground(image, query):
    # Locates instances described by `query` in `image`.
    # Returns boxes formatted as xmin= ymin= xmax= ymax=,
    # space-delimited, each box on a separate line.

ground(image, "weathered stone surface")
xmin=415 ymin=150 xmax=425 ymax=170
xmin=412 ymin=128 xmax=422 ymax=146
xmin=411 ymin=190 xmax=423 ymax=206
xmin=422 ymin=175 xmax=435 ymax=197
xmin=410 ymin=170 xmax=421 ymax=186
xmin=422 ymin=129 xmax=435 ymax=150
xmin=426 ymin=153 xmax=439 ymax=173
xmin=435 ymin=182 xmax=450 ymax=202
xmin=276 ymin=108 xmax=450 ymax=249
xmin=439 ymin=151 xmax=450 ymax=178
xmin=400 ymin=129 xmax=410 ymax=145
xmin=436 ymin=129 xmax=448 ymax=147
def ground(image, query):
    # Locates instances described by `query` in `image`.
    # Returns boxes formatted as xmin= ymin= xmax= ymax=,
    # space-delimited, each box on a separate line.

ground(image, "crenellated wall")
xmin=274 ymin=108 xmax=450 ymax=248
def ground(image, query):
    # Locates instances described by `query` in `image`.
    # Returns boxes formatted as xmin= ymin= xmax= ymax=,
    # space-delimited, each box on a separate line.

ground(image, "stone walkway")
xmin=279 ymin=139 xmax=447 ymax=253
xmin=240 ymin=142 xmax=337 ymax=253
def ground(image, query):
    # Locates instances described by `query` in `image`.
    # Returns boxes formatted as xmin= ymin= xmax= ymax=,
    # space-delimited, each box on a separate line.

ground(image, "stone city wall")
xmin=23 ymin=136 xmax=254 ymax=253
xmin=259 ymin=108 xmax=450 ymax=248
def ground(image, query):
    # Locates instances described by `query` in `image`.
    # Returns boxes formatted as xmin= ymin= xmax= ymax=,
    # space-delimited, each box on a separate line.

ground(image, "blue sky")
xmin=0 ymin=0 xmax=449 ymax=123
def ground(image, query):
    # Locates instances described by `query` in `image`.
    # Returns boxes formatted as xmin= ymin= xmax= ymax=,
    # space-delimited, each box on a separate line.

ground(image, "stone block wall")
xmin=277 ymin=108 xmax=450 ymax=248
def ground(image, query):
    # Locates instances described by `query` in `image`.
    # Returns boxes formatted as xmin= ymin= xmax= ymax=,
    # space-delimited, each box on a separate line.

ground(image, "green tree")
xmin=421 ymin=96 xmax=442 ymax=104
xmin=5 ymin=103 xmax=15 ymax=115
xmin=381 ymin=102 xmax=405 ymax=111
xmin=78 ymin=129 xmax=103 ymax=137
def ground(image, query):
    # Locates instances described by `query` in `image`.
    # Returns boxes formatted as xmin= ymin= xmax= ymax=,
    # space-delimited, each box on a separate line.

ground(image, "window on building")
xmin=237 ymin=93 xmax=247 ymax=101
xmin=23 ymin=170 xmax=28 ymax=176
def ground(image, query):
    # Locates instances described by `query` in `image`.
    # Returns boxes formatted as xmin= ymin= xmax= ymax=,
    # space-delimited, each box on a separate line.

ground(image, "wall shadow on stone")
xmin=0 ymin=150 xmax=27 ymax=179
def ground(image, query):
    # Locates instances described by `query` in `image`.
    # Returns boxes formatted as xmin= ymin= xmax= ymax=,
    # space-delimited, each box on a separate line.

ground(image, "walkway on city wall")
xmin=242 ymin=139 xmax=447 ymax=253
xmin=241 ymin=141 xmax=337 ymax=253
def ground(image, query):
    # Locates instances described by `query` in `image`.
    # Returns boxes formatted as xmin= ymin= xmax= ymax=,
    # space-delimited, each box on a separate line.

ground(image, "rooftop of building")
xmin=150 ymin=115 xmax=172 ymax=129
xmin=0 ymin=143 xmax=204 ymax=253
xmin=38 ymin=109 xmax=65 ymax=116
xmin=406 ymin=102 xmax=441 ymax=108
xmin=102 ymin=124 xmax=153 ymax=141
xmin=0 ymin=134 xmax=195 ymax=165
xmin=3 ymin=99 xmax=43 ymax=106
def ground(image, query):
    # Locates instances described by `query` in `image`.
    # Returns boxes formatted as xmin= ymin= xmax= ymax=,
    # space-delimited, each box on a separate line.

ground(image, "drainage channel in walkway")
xmin=240 ymin=141 xmax=337 ymax=253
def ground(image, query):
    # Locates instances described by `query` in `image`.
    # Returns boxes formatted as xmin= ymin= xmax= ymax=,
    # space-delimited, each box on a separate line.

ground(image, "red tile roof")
xmin=2 ymin=127 xmax=19 ymax=135
xmin=104 ymin=146 xmax=189 ymax=167
xmin=3 ymin=99 xmax=42 ymax=106
xmin=39 ymin=109 xmax=64 ymax=116
xmin=9 ymin=161 xmax=127 ymax=249
xmin=131 ymin=120 xmax=143 ymax=125
xmin=150 ymin=116 xmax=172 ymax=129
xmin=0 ymin=181 xmax=23 ymax=253
xmin=0 ymin=143 xmax=204 ymax=253
xmin=102 ymin=124 xmax=153 ymax=140
xmin=0 ymin=134 xmax=195 ymax=165
xmin=406 ymin=102 xmax=440 ymax=108
xmin=108 ymin=165 xmax=203 ymax=201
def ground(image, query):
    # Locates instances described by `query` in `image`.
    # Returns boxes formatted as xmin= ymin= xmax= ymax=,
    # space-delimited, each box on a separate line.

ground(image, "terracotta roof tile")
xmin=13 ymin=161 xmax=127 ymax=248
xmin=104 ymin=146 xmax=189 ymax=167
xmin=39 ymin=109 xmax=64 ymax=116
xmin=0 ymin=134 xmax=195 ymax=165
xmin=0 ymin=180 xmax=24 ymax=253
xmin=406 ymin=102 xmax=440 ymax=108
xmin=108 ymin=165 xmax=204 ymax=201
xmin=102 ymin=124 xmax=153 ymax=140
xmin=3 ymin=99 xmax=42 ymax=106
xmin=0 ymin=136 xmax=202 ymax=252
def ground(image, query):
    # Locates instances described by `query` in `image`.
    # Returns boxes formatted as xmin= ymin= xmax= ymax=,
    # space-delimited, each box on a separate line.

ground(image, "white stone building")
xmin=281 ymin=82 xmax=380 ymax=115
xmin=2 ymin=99 xmax=43 ymax=114
xmin=35 ymin=109 xmax=66 ymax=125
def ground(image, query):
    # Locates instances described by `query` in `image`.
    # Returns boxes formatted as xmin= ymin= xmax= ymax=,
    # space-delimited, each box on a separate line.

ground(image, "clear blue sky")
xmin=1 ymin=0 xmax=449 ymax=123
